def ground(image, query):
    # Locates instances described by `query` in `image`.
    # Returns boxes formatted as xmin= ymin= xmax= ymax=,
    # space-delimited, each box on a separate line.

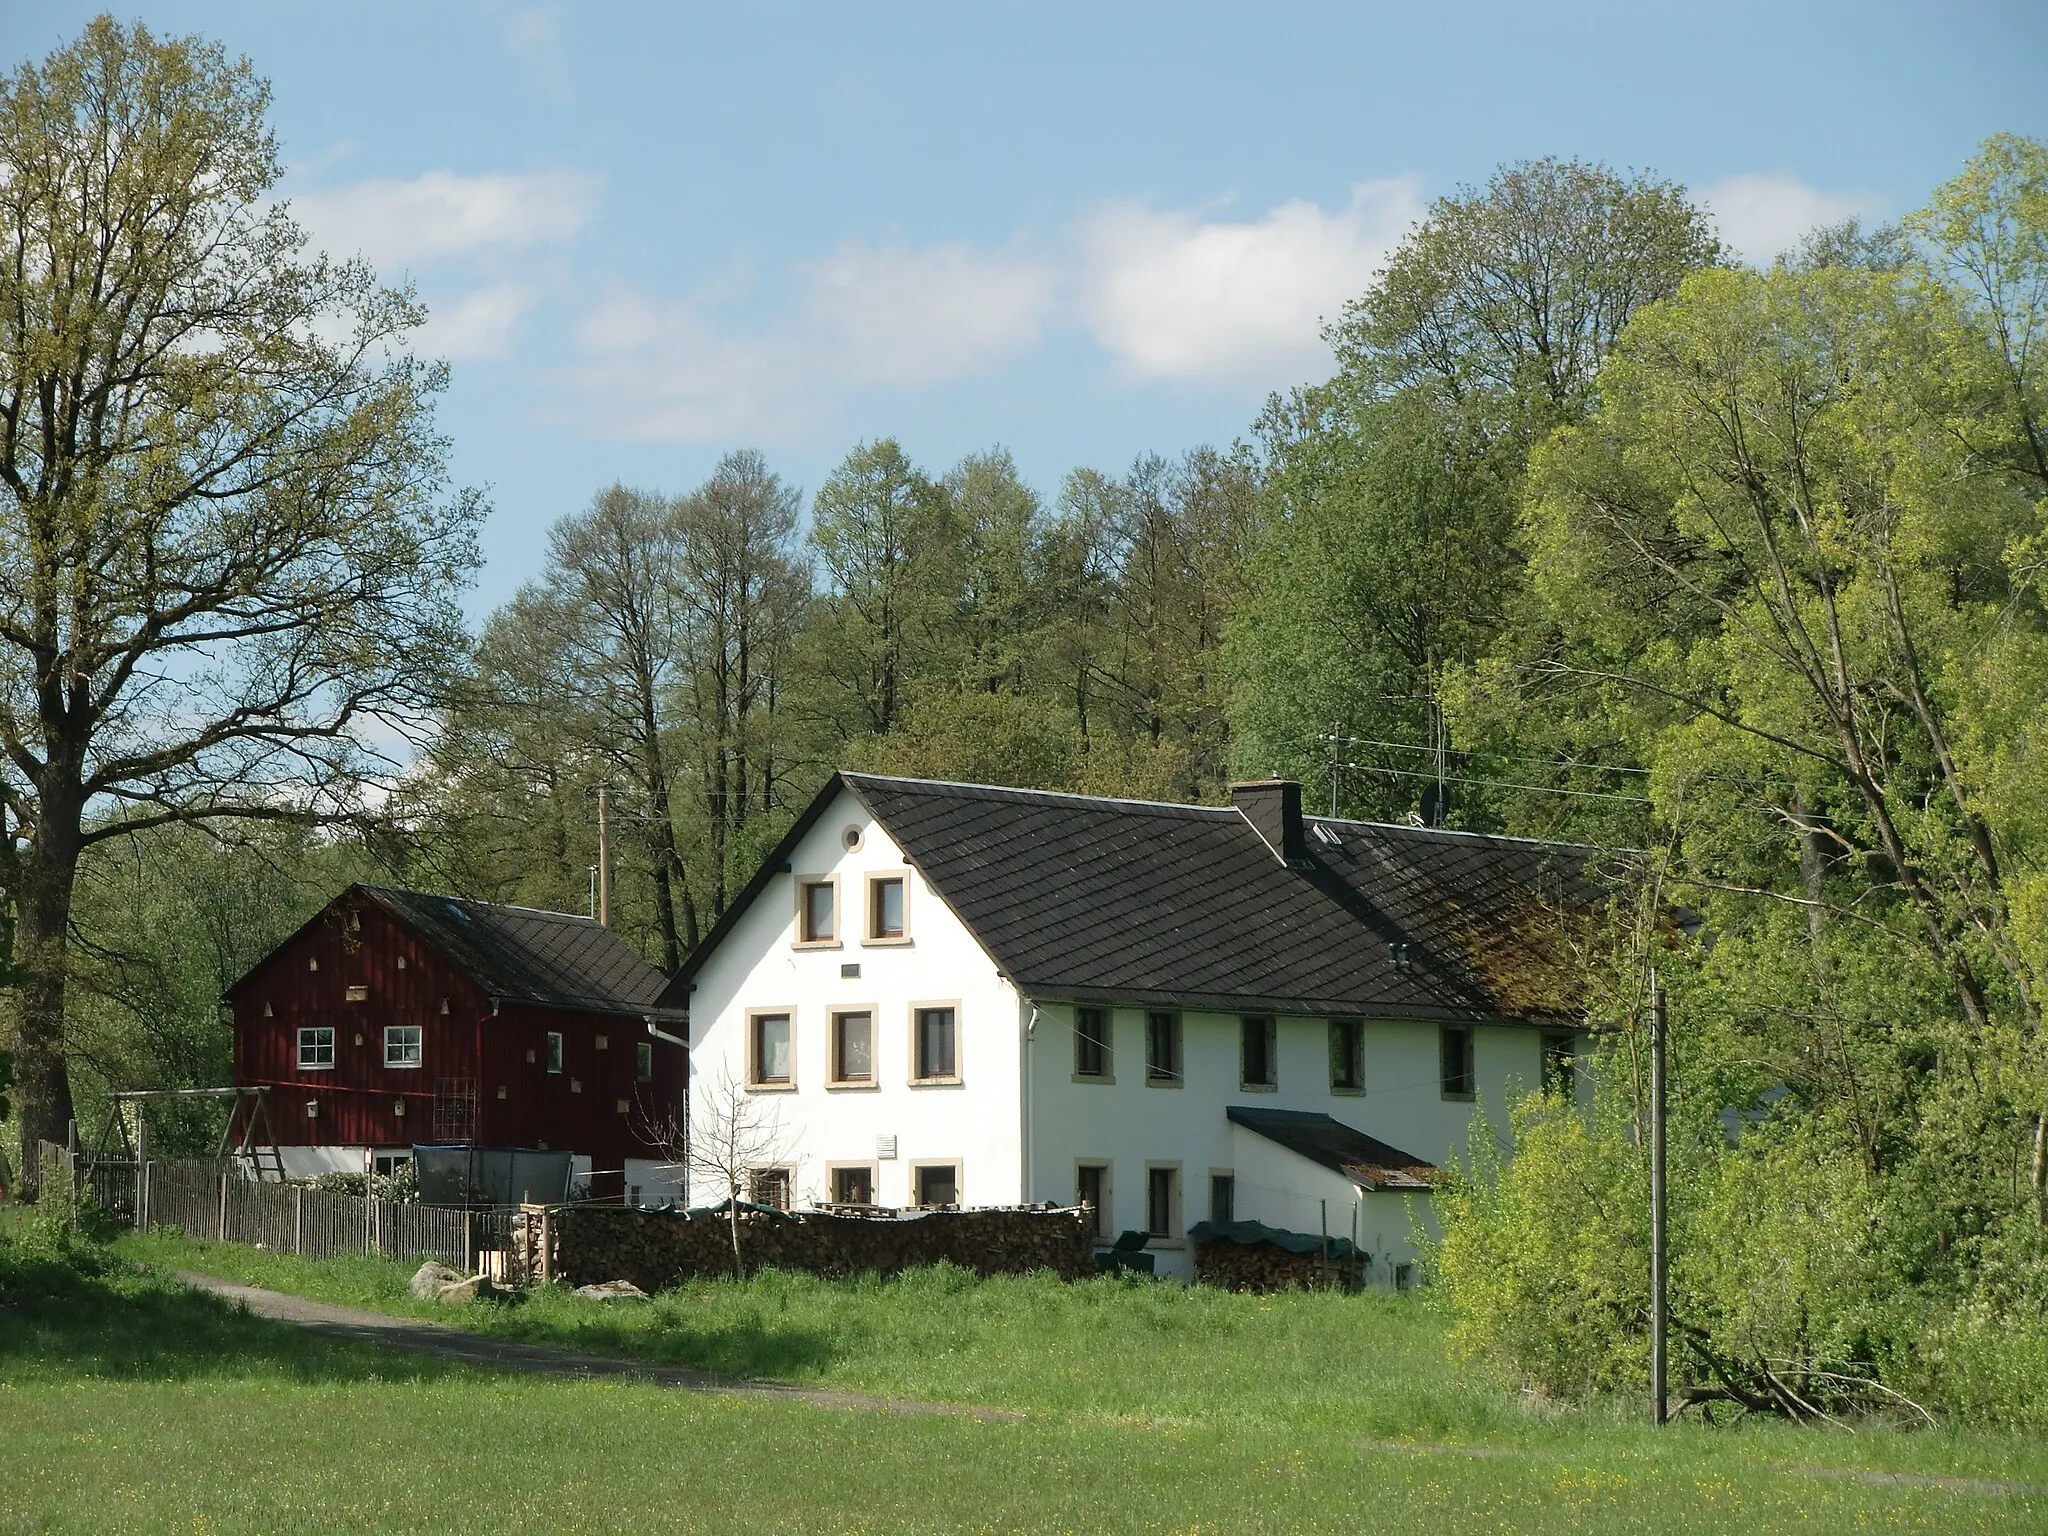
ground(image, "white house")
xmin=664 ymin=773 xmax=1595 ymax=1282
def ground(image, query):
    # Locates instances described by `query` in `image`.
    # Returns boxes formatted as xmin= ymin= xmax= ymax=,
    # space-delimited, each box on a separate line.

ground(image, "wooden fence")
xmin=57 ymin=1148 xmax=511 ymax=1270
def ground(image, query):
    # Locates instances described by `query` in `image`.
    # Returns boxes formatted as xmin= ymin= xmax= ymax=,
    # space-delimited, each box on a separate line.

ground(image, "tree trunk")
xmin=12 ymin=790 xmax=82 ymax=1200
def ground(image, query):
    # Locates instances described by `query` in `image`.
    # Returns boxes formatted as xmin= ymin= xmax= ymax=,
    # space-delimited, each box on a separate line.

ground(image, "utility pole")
xmin=1649 ymin=980 xmax=1669 ymax=1427
xmin=597 ymin=786 xmax=611 ymax=929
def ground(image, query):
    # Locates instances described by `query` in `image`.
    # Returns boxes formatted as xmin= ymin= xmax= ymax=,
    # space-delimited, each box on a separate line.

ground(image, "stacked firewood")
xmin=528 ymin=1203 xmax=1094 ymax=1292
xmin=1194 ymin=1238 xmax=1359 ymax=1292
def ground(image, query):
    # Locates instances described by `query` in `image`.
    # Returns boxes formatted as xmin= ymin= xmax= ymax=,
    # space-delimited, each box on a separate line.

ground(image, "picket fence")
xmin=124 ymin=1156 xmax=512 ymax=1269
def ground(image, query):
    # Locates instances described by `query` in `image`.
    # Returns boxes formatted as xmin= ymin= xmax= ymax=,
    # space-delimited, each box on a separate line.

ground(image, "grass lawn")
xmin=0 ymin=1220 xmax=2040 ymax=1532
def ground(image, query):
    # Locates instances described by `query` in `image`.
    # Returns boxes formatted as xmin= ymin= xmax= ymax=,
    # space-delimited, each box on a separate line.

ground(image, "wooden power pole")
xmin=1650 ymin=980 xmax=1669 ymax=1426
xmin=597 ymin=786 xmax=611 ymax=929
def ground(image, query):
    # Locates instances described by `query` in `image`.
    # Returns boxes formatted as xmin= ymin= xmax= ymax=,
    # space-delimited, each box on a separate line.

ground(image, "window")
xmin=867 ymin=875 xmax=906 ymax=940
xmin=1074 ymin=1007 xmax=1110 ymax=1079
xmin=798 ymin=880 xmax=836 ymax=943
xmin=1239 ymin=1015 xmax=1276 ymax=1088
xmin=545 ymin=1032 xmax=563 ymax=1074
xmin=747 ymin=1166 xmax=792 ymax=1210
xmin=829 ymin=1165 xmax=875 ymax=1205
xmin=913 ymin=1006 xmax=957 ymax=1082
xmin=372 ymin=1151 xmax=412 ymax=1178
xmin=1077 ymin=1163 xmax=1110 ymax=1239
xmin=1210 ymin=1173 xmax=1235 ymax=1225
xmin=1145 ymin=1011 xmax=1181 ymax=1084
xmin=913 ymin=1162 xmax=959 ymax=1208
xmin=383 ymin=1025 xmax=423 ymax=1069
xmin=750 ymin=1012 xmax=793 ymax=1087
xmin=1441 ymin=1025 xmax=1476 ymax=1100
xmin=1330 ymin=1017 xmax=1364 ymax=1092
xmin=1146 ymin=1165 xmax=1180 ymax=1240
xmin=1542 ymin=1031 xmax=1576 ymax=1096
xmin=636 ymin=1041 xmax=653 ymax=1082
xmin=297 ymin=1026 xmax=335 ymax=1071
xmin=831 ymin=1010 xmax=874 ymax=1084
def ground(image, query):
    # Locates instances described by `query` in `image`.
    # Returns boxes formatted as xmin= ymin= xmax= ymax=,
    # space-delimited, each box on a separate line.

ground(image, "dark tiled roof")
xmin=359 ymin=886 xmax=673 ymax=1015
xmin=838 ymin=775 xmax=1606 ymax=1023
xmin=1226 ymin=1105 xmax=1438 ymax=1191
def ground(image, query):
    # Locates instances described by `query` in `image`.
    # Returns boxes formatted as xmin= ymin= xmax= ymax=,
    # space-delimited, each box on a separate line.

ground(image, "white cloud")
xmin=801 ymin=240 xmax=1057 ymax=383
xmin=1080 ymin=179 xmax=1423 ymax=381
xmin=1700 ymin=174 xmax=1885 ymax=266
xmin=420 ymin=283 xmax=535 ymax=360
xmin=291 ymin=169 xmax=601 ymax=270
xmin=572 ymin=243 xmax=1060 ymax=440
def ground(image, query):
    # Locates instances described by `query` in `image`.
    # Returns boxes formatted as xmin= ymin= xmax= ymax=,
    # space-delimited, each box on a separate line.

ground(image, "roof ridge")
xmin=843 ymin=772 xmax=1235 ymax=817
xmin=1303 ymin=815 xmax=1608 ymax=853
xmin=359 ymin=884 xmax=603 ymax=925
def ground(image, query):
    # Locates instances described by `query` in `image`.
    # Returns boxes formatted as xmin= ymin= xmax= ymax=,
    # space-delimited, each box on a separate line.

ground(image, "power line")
xmin=1319 ymin=732 xmax=1654 ymax=778
xmin=1335 ymin=759 xmax=1653 ymax=805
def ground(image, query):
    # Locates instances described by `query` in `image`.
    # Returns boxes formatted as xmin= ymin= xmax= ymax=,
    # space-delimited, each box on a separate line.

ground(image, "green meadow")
xmin=0 ymin=1220 xmax=2038 ymax=1534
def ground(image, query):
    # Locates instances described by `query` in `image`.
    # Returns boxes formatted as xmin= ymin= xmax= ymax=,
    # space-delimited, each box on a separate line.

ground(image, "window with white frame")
xmin=384 ymin=1024 xmax=423 ymax=1068
xmin=545 ymin=1031 xmax=564 ymax=1074
xmin=1145 ymin=1011 xmax=1181 ymax=1084
xmin=636 ymin=1041 xmax=653 ymax=1082
xmin=297 ymin=1026 xmax=335 ymax=1071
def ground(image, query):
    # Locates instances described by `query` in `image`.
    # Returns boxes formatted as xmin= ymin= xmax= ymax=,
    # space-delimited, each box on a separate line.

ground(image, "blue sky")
xmin=9 ymin=3 xmax=2046 ymax=615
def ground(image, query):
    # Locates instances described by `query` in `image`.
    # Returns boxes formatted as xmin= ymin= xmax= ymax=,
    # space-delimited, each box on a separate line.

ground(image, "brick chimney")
xmin=1232 ymin=779 xmax=1305 ymax=864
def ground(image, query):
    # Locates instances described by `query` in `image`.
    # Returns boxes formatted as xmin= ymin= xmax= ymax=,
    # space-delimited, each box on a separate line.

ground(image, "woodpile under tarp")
xmin=509 ymin=1202 xmax=1093 ymax=1291
xmin=1188 ymin=1218 xmax=1367 ymax=1292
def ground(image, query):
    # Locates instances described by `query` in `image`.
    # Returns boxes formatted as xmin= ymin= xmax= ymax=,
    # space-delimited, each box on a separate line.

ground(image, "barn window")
xmin=545 ymin=1032 xmax=563 ymax=1073
xmin=1239 ymin=1015 xmax=1276 ymax=1089
xmin=912 ymin=1006 xmax=957 ymax=1082
xmin=635 ymin=1042 xmax=653 ymax=1082
xmin=296 ymin=1027 xmax=335 ymax=1071
xmin=1440 ymin=1026 xmax=1476 ymax=1101
xmin=749 ymin=1012 xmax=793 ymax=1087
xmin=345 ymin=985 xmax=369 ymax=1003
xmin=384 ymin=1025 xmax=423 ymax=1068
xmin=595 ymin=1034 xmax=608 ymax=1050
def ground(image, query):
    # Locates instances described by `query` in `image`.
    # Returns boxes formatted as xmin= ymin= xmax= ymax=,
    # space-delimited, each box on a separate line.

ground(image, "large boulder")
xmin=409 ymin=1260 xmax=463 ymax=1299
xmin=436 ymin=1275 xmax=488 ymax=1304
xmin=572 ymin=1279 xmax=648 ymax=1301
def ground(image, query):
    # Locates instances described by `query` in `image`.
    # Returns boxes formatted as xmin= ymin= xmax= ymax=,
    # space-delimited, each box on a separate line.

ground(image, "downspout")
xmin=1022 ymin=998 xmax=1039 ymax=1205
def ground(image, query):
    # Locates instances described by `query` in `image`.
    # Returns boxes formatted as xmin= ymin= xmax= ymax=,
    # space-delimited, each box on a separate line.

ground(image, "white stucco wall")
xmin=685 ymin=786 xmax=1025 ymax=1210
xmin=1026 ymin=1004 xmax=1553 ymax=1278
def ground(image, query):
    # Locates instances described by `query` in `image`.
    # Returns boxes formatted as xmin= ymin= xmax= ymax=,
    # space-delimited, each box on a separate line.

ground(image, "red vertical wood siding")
xmin=228 ymin=892 xmax=685 ymax=1170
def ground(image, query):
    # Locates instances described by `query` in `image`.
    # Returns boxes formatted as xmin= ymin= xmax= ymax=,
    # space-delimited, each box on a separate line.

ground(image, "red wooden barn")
xmin=226 ymin=884 xmax=687 ymax=1202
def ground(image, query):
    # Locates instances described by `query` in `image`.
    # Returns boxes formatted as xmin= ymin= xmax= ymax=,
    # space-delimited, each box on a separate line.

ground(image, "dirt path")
xmin=177 ymin=1271 xmax=1021 ymax=1421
